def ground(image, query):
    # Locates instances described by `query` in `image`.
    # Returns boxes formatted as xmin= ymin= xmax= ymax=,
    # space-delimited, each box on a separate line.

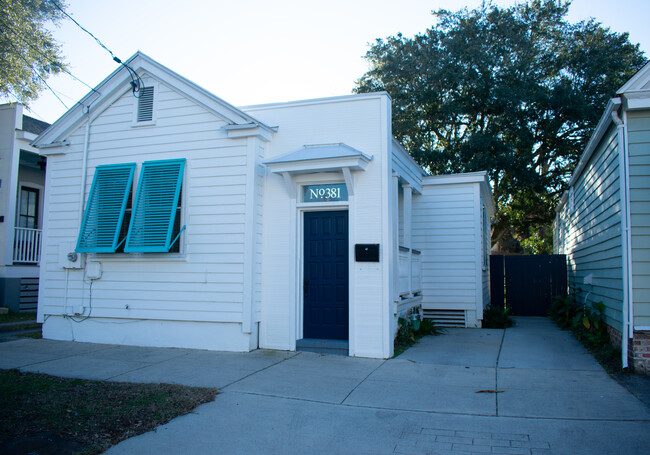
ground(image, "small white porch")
xmin=391 ymin=140 xmax=425 ymax=321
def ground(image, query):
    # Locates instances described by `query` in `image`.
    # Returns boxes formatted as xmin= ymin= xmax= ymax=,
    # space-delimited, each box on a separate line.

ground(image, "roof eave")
xmin=569 ymin=98 xmax=621 ymax=187
xmin=33 ymin=51 xmax=272 ymax=149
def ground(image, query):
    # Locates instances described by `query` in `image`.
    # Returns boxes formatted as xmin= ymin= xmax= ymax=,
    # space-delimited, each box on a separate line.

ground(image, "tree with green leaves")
xmin=0 ymin=0 xmax=67 ymax=104
xmin=355 ymin=0 xmax=646 ymax=253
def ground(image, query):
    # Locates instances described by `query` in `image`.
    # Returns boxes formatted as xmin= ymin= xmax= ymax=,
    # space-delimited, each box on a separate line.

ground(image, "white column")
xmin=5 ymin=106 xmax=22 ymax=265
xmin=392 ymin=172 xmax=399 ymax=305
xmin=403 ymin=184 xmax=412 ymax=296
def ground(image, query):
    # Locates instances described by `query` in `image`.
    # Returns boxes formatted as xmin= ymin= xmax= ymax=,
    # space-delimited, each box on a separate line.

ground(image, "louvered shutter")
xmin=137 ymin=87 xmax=154 ymax=122
xmin=125 ymin=159 xmax=185 ymax=252
xmin=76 ymin=163 xmax=136 ymax=252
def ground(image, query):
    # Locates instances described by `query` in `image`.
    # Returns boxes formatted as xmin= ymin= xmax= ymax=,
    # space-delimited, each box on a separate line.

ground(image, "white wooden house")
xmin=555 ymin=62 xmax=650 ymax=373
xmin=0 ymin=103 xmax=49 ymax=311
xmin=34 ymin=52 xmax=493 ymax=358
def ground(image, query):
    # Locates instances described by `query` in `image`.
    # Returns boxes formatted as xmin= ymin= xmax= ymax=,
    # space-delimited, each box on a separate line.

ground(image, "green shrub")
xmin=393 ymin=313 xmax=443 ymax=356
xmin=482 ymin=305 xmax=514 ymax=328
xmin=549 ymin=292 xmax=622 ymax=373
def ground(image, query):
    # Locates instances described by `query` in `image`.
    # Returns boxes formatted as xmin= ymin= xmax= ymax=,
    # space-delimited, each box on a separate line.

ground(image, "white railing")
xmin=13 ymin=227 xmax=42 ymax=264
xmin=398 ymin=246 xmax=422 ymax=298
xmin=411 ymin=249 xmax=422 ymax=293
xmin=398 ymin=247 xmax=410 ymax=297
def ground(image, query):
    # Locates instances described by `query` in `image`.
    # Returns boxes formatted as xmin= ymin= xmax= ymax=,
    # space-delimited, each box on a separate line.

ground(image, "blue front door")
xmin=303 ymin=211 xmax=349 ymax=340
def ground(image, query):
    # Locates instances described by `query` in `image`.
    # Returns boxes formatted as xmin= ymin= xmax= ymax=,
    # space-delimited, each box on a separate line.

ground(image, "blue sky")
xmin=8 ymin=0 xmax=650 ymax=123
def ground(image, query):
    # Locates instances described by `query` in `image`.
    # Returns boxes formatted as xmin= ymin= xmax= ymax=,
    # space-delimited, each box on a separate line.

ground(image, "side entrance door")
xmin=303 ymin=210 xmax=349 ymax=340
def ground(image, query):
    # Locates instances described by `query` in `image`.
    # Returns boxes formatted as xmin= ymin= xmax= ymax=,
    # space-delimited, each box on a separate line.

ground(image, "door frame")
xmin=289 ymin=173 xmax=355 ymax=348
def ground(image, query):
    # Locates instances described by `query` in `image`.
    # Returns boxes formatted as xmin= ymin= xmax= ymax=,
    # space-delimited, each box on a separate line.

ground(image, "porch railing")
xmin=13 ymin=227 xmax=42 ymax=264
xmin=411 ymin=249 xmax=421 ymax=293
xmin=398 ymin=246 xmax=422 ymax=298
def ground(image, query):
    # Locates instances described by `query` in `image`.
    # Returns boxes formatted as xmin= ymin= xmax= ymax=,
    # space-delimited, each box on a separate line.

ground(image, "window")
xmin=137 ymin=87 xmax=154 ymax=122
xmin=77 ymin=163 xmax=136 ymax=253
xmin=124 ymin=159 xmax=185 ymax=253
xmin=76 ymin=159 xmax=185 ymax=254
xmin=18 ymin=187 xmax=39 ymax=229
xmin=116 ymin=187 xmax=182 ymax=254
xmin=482 ymin=204 xmax=489 ymax=269
xmin=115 ymin=191 xmax=132 ymax=253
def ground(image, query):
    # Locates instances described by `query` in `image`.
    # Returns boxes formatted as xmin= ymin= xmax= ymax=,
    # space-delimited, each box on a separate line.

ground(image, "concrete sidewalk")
xmin=1 ymin=317 xmax=649 ymax=454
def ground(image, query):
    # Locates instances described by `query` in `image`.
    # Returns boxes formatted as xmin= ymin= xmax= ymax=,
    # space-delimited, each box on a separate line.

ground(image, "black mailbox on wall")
xmin=355 ymin=244 xmax=380 ymax=262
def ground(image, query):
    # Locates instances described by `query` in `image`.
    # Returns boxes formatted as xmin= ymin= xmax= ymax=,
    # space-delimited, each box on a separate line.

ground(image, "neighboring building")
xmin=0 ymin=103 xmax=48 ymax=312
xmin=33 ymin=52 xmax=493 ymax=358
xmin=555 ymin=62 xmax=650 ymax=373
xmin=414 ymin=172 xmax=494 ymax=327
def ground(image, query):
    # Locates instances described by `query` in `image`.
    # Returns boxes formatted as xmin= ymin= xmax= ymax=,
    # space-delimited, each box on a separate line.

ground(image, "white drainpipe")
xmin=65 ymin=106 xmax=95 ymax=316
xmin=79 ymin=107 xmax=93 ymax=226
xmin=612 ymin=105 xmax=633 ymax=369
xmin=623 ymin=110 xmax=635 ymax=340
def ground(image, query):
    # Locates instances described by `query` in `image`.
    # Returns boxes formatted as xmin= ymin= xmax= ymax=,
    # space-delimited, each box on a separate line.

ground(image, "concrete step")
xmin=296 ymin=338 xmax=349 ymax=356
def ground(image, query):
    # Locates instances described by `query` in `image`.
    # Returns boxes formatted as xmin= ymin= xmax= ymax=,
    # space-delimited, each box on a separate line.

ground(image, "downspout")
xmin=65 ymin=106 xmax=94 ymax=316
xmin=78 ymin=106 xmax=93 ymax=225
xmin=622 ymin=109 xmax=635 ymax=342
xmin=612 ymin=105 xmax=632 ymax=369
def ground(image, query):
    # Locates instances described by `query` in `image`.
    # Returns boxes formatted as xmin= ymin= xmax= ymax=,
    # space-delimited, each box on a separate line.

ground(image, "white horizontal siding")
xmin=413 ymin=183 xmax=480 ymax=312
xmin=39 ymin=81 xmax=250 ymax=325
xmin=628 ymin=110 xmax=650 ymax=328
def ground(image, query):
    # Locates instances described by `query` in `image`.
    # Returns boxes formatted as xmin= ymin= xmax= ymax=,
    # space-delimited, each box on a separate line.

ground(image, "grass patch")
xmin=0 ymin=322 xmax=41 ymax=332
xmin=0 ymin=370 xmax=217 ymax=454
xmin=0 ymin=311 xmax=36 ymax=324
xmin=16 ymin=330 xmax=43 ymax=339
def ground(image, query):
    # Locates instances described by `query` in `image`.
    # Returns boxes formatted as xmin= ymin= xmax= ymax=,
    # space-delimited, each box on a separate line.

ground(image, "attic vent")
xmin=137 ymin=87 xmax=154 ymax=122
xmin=423 ymin=309 xmax=466 ymax=328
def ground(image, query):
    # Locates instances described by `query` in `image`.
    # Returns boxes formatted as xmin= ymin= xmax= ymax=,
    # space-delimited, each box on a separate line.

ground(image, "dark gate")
xmin=490 ymin=255 xmax=567 ymax=317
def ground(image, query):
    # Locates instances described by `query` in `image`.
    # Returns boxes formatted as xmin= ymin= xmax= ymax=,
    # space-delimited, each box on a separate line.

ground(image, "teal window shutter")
xmin=125 ymin=159 xmax=185 ymax=252
xmin=76 ymin=163 xmax=136 ymax=252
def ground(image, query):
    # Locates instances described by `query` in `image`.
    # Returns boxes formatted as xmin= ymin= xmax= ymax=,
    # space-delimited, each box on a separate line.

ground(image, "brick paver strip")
xmin=472 ymin=438 xmax=510 ymax=447
xmin=451 ymin=443 xmax=491 ymax=452
xmin=491 ymin=447 xmax=531 ymax=455
xmin=398 ymin=428 xmax=551 ymax=455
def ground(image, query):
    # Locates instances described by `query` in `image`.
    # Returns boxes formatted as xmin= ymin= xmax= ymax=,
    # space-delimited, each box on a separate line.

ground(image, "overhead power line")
xmin=4 ymin=90 xmax=48 ymax=122
xmin=5 ymin=40 xmax=69 ymax=109
xmin=52 ymin=1 xmax=118 ymax=62
xmin=0 ymin=18 xmax=97 ymax=93
xmin=51 ymin=1 xmax=144 ymax=97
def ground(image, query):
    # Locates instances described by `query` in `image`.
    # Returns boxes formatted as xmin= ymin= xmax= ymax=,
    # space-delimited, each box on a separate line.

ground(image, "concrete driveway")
xmin=2 ymin=317 xmax=649 ymax=454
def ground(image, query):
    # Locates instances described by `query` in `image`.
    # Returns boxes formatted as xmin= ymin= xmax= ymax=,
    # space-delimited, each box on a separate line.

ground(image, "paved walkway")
xmin=1 ymin=318 xmax=649 ymax=454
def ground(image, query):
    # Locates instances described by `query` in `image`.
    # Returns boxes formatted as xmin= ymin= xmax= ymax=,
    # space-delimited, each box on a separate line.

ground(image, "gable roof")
xmin=567 ymin=62 xmax=650 ymax=187
xmin=617 ymin=60 xmax=650 ymax=94
xmin=33 ymin=51 xmax=273 ymax=148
